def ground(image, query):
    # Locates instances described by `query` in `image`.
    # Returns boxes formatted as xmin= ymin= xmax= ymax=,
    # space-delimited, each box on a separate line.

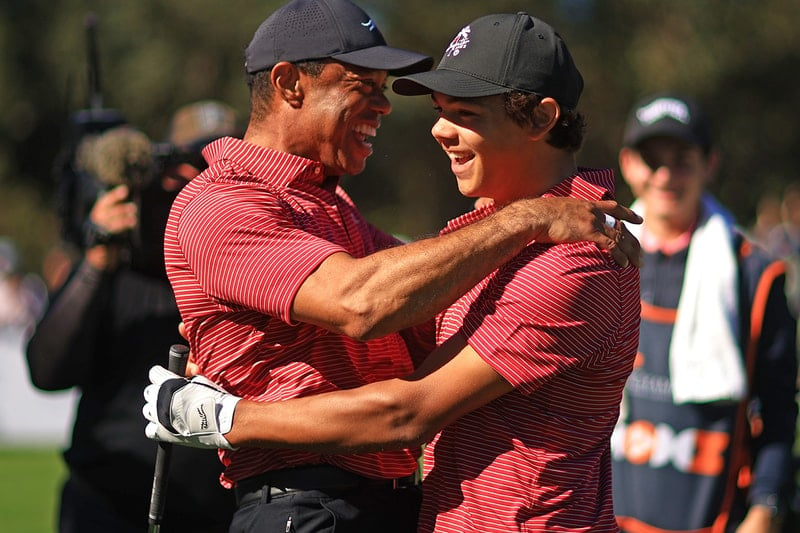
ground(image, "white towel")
xmin=628 ymin=194 xmax=746 ymax=404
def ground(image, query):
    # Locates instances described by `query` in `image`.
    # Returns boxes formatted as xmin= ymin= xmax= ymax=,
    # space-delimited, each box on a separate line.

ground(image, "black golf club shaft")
xmin=147 ymin=344 xmax=190 ymax=532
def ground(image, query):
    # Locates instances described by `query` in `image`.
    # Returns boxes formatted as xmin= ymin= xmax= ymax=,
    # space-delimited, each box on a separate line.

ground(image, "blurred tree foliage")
xmin=0 ymin=0 xmax=798 ymax=275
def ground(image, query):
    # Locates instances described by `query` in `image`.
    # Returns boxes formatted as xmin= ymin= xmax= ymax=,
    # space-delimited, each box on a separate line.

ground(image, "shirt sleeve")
xmin=26 ymin=260 xmax=106 ymax=390
xmin=747 ymin=259 xmax=799 ymax=503
xmin=462 ymin=241 xmax=626 ymax=396
xmin=178 ymin=183 xmax=346 ymax=323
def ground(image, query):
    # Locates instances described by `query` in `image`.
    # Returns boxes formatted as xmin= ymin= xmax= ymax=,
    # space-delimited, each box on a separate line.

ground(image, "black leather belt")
xmin=234 ymin=464 xmax=419 ymax=506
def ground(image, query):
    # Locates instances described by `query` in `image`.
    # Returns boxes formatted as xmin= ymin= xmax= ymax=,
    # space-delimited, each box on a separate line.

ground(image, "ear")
xmin=704 ymin=148 xmax=721 ymax=184
xmin=618 ymin=146 xmax=636 ymax=174
xmin=618 ymin=146 xmax=643 ymax=192
xmin=528 ymin=97 xmax=561 ymax=140
xmin=271 ymin=62 xmax=304 ymax=108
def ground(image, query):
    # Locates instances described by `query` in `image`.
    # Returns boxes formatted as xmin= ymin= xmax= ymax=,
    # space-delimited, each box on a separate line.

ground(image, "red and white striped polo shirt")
xmin=164 ymin=137 xmax=430 ymax=488
xmin=418 ymin=170 xmax=640 ymax=533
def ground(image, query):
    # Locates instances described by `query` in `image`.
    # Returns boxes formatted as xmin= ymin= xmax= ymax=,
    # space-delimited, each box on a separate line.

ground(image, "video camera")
xmin=55 ymin=14 xmax=237 ymax=266
xmin=55 ymin=116 xmax=208 ymax=283
xmin=54 ymin=13 xmax=128 ymax=251
xmin=55 ymin=13 xmax=186 ymax=256
xmin=53 ymin=108 xmax=125 ymax=250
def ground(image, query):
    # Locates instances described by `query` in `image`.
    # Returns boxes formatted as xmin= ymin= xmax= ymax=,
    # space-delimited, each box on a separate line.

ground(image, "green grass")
xmin=0 ymin=448 xmax=65 ymax=533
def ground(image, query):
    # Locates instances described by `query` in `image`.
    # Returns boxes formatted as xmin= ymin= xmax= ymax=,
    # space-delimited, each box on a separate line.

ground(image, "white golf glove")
xmin=143 ymin=365 xmax=241 ymax=450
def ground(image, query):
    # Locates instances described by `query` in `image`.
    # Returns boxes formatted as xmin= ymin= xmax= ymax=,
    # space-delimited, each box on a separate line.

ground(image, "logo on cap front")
xmin=361 ymin=19 xmax=376 ymax=32
xmin=446 ymin=26 xmax=471 ymax=57
xmin=636 ymin=97 xmax=691 ymax=125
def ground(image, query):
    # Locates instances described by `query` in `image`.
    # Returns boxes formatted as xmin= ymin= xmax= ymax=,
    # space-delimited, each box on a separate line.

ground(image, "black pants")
xmin=230 ymin=476 xmax=421 ymax=533
xmin=59 ymin=471 xmax=232 ymax=533
xmin=58 ymin=476 xmax=141 ymax=533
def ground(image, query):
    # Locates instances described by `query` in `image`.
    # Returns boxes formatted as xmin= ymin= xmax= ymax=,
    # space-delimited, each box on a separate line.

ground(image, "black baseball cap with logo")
xmin=622 ymin=93 xmax=713 ymax=153
xmin=392 ymin=12 xmax=583 ymax=109
xmin=245 ymin=0 xmax=433 ymax=76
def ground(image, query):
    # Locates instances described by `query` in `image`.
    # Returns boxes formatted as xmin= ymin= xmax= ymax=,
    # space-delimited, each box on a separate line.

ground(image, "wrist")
xmin=82 ymin=220 xmax=114 ymax=249
xmin=218 ymin=393 xmax=240 ymax=435
xmin=224 ymin=398 xmax=252 ymax=447
xmin=496 ymin=198 xmax=545 ymax=243
xmin=84 ymin=244 xmax=117 ymax=271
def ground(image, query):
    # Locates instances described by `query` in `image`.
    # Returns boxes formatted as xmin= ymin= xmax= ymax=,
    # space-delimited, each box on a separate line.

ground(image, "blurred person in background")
xmin=611 ymin=92 xmax=799 ymax=533
xmin=0 ymin=236 xmax=75 ymax=446
xmin=749 ymin=192 xmax=782 ymax=251
xmin=765 ymin=184 xmax=800 ymax=261
xmin=25 ymin=101 xmax=240 ymax=533
xmin=0 ymin=237 xmax=46 ymax=335
xmin=764 ymin=183 xmax=800 ymax=319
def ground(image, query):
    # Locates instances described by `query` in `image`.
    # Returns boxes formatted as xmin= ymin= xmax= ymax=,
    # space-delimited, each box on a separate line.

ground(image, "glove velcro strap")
xmin=157 ymin=377 xmax=190 ymax=433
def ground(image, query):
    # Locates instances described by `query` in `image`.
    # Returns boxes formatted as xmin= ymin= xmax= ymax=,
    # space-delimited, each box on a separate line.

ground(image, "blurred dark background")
xmin=1 ymin=0 xmax=798 ymax=275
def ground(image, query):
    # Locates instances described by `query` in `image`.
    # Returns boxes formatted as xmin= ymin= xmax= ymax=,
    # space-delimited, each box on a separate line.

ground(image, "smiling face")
xmin=296 ymin=61 xmax=391 ymax=176
xmin=620 ymin=136 xmax=717 ymax=235
xmin=429 ymin=92 xmax=535 ymax=206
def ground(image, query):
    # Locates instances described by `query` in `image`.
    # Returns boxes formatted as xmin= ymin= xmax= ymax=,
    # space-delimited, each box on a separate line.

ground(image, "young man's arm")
xmin=293 ymin=197 xmax=640 ymax=340
xmin=234 ymin=333 xmax=509 ymax=452
xmin=145 ymin=332 xmax=510 ymax=453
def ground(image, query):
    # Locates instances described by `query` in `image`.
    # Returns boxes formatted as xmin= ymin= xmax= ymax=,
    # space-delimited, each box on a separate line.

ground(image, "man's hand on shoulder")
xmin=509 ymin=197 xmax=643 ymax=268
xmin=143 ymin=365 xmax=241 ymax=450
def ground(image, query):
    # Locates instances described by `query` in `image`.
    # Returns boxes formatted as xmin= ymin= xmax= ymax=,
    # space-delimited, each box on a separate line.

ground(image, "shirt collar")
xmin=641 ymin=221 xmax=696 ymax=255
xmin=442 ymin=168 xmax=616 ymax=234
xmin=202 ymin=136 xmax=327 ymax=187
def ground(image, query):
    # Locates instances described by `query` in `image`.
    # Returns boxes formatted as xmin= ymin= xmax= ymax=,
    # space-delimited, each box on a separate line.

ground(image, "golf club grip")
xmin=147 ymin=344 xmax=190 ymax=532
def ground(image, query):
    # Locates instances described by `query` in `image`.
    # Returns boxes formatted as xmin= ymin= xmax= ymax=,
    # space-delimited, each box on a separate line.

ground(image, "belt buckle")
xmin=392 ymin=471 xmax=419 ymax=489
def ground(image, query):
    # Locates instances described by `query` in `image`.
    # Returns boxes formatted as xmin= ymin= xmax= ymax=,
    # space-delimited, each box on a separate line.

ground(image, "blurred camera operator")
xmin=25 ymin=100 xmax=240 ymax=533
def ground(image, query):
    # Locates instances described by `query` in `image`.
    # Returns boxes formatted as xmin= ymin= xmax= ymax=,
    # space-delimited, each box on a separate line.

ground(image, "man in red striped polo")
xmin=146 ymin=9 xmax=642 ymax=532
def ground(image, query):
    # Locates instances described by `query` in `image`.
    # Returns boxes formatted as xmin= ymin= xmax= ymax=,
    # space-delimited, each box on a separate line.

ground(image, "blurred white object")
xmin=0 ymin=237 xmax=77 ymax=447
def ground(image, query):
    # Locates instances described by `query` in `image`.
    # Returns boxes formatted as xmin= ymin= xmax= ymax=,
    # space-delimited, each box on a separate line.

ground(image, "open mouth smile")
xmin=447 ymin=151 xmax=475 ymax=165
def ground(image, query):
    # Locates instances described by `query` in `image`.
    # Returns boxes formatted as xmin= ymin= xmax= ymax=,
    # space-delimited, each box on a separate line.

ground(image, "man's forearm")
xmin=228 ymin=381 xmax=431 ymax=453
xmin=294 ymin=197 xmax=638 ymax=340
xmin=26 ymin=260 xmax=103 ymax=390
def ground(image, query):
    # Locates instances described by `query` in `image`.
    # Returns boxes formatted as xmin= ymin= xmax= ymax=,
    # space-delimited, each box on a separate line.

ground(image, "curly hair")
xmin=503 ymin=91 xmax=586 ymax=153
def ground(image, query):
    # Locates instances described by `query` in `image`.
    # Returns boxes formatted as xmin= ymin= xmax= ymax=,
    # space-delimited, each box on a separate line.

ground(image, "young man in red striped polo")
xmin=146 ymin=11 xmax=641 ymax=532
